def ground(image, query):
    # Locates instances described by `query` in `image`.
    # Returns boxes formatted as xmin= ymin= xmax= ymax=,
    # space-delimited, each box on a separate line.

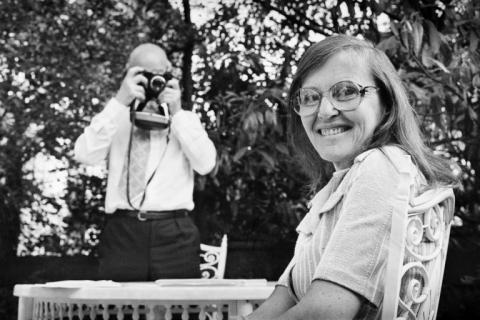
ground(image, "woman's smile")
xmin=317 ymin=125 xmax=352 ymax=136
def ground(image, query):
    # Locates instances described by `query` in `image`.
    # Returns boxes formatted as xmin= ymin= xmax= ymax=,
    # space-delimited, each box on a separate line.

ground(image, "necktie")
xmin=120 ymin=126 xmax=151 ymax=208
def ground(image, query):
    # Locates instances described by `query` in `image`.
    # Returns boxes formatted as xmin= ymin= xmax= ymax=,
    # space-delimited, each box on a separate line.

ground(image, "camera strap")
xmin=125 ymin=111 xmax=171 ymax=211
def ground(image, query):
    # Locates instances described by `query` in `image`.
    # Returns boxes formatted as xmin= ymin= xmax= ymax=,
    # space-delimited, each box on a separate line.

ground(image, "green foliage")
xmin=194 ymin=87 xmax=308 ymax=242
xmin=193 ymin=0 xmax=480 ymax=244
xmin=0 ymin=0 xmax=479 ymax=317
xmin=0 ymin=0 xmax=190 ymax=256
xmin=374 ymin=0 xmax=480 ymax=234
xmin=1 ymin=0 xmax=479 ymax=258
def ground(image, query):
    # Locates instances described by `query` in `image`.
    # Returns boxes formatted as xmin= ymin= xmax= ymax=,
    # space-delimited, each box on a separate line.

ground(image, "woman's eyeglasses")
xmin=294 ymin=80 xmax=378 ymax=116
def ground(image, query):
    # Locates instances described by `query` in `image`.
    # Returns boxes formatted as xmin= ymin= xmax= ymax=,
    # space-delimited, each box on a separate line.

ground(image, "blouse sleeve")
xmin=276 ymin=256 xmax=299 ymax=302
xmin=277 ymin=257 xmax=295 ymax=288
xmin=312 ymin=149 xmax=412 ymax=307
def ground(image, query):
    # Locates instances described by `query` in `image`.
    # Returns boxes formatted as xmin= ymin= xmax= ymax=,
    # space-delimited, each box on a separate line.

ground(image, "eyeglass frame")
xmin=293 ymin=80 xmax=379 ymax=116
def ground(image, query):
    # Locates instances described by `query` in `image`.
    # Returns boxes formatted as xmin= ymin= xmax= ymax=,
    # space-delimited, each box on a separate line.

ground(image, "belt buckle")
xmin=137 ymin=211 xmax=148 ymax=221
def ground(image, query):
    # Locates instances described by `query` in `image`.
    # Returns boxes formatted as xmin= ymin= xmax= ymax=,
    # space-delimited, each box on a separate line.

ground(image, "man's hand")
xmin=159 ymin=78 xmax=182 ymax=115
xmin=115 ymin=66 xmax=147 ymax=106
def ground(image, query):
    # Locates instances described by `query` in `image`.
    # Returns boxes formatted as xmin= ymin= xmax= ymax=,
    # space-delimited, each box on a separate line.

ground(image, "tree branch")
xmin=252 ymin=0 xmax=334 ymax=37
xmin=429 ymin=137 xmax=480 ymax=146
xmin=411 ymin=54 xmax=465 ymax=101
xmin=382 ymin=9 xmax=401 ymax=22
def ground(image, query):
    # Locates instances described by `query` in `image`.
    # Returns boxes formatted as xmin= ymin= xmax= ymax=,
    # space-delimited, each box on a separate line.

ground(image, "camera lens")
xmin=150 ymin=75 xmax=166 ymax=93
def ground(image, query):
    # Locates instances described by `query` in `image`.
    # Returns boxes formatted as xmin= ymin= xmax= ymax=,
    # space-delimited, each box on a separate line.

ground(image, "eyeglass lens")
xmin=295 ymin=81 xmax=362 ymax=115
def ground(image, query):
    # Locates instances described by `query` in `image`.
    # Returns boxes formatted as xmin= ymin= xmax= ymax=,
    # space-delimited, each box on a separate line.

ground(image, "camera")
xmin=143 ymin=71 xmax=173 ymax=101
xmin=130 ymin=71 xmax=174 ymax=130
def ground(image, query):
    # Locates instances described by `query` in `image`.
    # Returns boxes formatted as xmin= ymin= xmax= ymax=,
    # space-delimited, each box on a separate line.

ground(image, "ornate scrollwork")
xmin=406 ymin=279 xmax=426 ymax=304
xmin=384 ymin=190 xmax=454 ymax=320
xmin=406 ymin=217 xmax=424 ymax=246
xmin=398 ymin=262 xmax=430 ymax=320
xmin=201 ymin=267 xmax=217 ymax=279
xmin=202 ymin=252 xmax=220 ymax=264
xmin=200 ymin=251 xmax=220 ymax=279
xmin=405 ymin=206 xmax=445 ymax=262
xmin=424 ymin=206 xmax=444 ymax=242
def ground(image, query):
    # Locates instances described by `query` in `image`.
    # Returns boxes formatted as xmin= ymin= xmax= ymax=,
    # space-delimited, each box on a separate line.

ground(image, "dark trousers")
xmin=97 ymin=212 xmax=201 ymax=281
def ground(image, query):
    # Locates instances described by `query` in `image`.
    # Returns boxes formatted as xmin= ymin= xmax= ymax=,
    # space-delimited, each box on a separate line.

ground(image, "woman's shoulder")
xmin=352 ymin=145 xmax=417 ymax=177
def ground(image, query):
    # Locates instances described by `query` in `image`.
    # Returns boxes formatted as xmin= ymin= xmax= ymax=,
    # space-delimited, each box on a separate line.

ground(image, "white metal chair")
xmin=198 ymin=234 xmax=229 ymax=319
xmin=382 ymin=188 xmax=455 ymax=320
xmin=200 ymin=234 xmax=228 ymax=279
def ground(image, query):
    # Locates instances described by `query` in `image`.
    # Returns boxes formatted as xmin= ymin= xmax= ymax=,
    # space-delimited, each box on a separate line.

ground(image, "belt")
xmin=114 ymin=209 xmax=189 ymax=222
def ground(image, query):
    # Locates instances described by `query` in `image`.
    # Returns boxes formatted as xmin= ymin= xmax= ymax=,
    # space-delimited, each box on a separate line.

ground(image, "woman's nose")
xmin=316 ymin=97 xmax=339 ymax=119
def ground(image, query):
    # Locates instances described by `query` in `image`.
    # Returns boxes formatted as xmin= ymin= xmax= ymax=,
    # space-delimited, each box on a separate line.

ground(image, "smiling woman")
xmin=245 ymin=34 xmax=460 ymax=320
xmin=298 ymin=52 xmax=384 ymax=171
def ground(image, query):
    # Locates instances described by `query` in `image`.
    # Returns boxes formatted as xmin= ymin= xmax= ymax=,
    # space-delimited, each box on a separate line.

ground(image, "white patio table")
xmin=13 ymin=279 xmax=275 ymax=320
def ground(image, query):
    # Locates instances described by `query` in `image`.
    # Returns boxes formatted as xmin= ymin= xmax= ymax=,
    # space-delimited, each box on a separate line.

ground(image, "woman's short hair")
xmin=288 ymin=34 xmax=459 ymax=191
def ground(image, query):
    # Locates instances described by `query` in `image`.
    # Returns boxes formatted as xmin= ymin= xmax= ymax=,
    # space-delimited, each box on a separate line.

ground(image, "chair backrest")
xmin=382 ymin=188 xmax=455 ymax=320
xmin=199 ymin=234 xmax=228 ymax=279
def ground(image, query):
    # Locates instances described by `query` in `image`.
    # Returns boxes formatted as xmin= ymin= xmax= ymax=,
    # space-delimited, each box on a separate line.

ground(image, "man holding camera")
xmin=74 ymin=43 xmax=216 ymax=281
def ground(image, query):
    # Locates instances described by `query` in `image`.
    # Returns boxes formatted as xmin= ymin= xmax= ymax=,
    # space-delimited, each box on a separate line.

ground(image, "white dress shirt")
xmin=74 ymin=98 xmax=216 ymax=213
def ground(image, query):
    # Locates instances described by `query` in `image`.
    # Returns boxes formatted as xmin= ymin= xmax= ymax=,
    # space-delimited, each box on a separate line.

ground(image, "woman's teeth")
xmin=321 ymin=127 xmax=348 ymax=136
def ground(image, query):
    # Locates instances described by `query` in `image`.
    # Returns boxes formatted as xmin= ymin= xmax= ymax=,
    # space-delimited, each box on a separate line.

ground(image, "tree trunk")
xmin=0 ymin=160 xmax=22 ymax=262
xmin=181 ymin=0 xmax=194 ymax=111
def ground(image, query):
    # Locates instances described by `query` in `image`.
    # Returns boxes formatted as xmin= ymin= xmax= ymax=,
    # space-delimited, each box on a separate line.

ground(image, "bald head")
xmin=127 ymin=43 xmax=171 ymax=72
